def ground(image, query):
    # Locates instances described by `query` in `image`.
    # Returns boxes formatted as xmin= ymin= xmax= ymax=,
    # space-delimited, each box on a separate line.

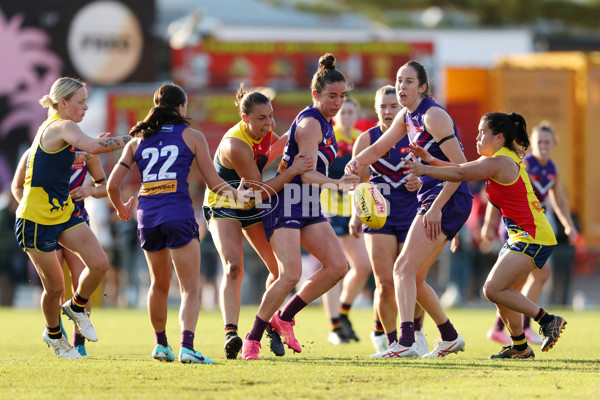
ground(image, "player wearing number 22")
xmin=108 ymin=83 xmax=250 ymax=364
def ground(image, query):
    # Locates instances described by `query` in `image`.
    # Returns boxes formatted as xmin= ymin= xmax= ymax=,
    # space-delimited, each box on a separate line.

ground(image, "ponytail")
xmin=235 ymin=83 xmax=270 ymax=117
xmin=481 ymin=112 xmax=529 ymax=157
xmin=508 ymin=112 xmax=529 ymax=152
xmin=129 ymin=83 xmax=190 ymax=139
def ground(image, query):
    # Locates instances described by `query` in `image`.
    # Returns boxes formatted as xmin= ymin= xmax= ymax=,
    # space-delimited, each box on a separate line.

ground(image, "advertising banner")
xmin=172 ymin=38 xmax=434 ymax=90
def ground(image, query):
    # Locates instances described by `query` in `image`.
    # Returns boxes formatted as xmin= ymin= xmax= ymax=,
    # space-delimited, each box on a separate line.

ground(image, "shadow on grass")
xmin=256 ymin=355 xmax=600 ymax=372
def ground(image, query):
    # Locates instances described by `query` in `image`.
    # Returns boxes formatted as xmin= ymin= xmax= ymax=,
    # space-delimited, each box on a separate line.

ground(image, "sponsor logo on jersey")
xmin=141 ymin=180 xmax=178 ymax=196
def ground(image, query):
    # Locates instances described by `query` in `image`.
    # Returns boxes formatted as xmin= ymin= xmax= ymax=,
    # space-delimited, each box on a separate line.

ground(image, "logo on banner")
xmin=67 ymin=1 xmax=143 ymax=84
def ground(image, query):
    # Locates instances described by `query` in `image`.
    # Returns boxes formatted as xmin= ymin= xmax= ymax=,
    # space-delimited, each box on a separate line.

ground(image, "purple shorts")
xmin=417 ymin=192 xmax=472 ymax=240
xmin=364 ymin=225 xmax=410 ymax=243
xmin=138 ymin=218 xmax=199 ymax=252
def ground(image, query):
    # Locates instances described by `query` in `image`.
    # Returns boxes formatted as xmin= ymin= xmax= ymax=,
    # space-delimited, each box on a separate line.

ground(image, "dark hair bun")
xmin=318 ymin=53 xmax=336 ymax=70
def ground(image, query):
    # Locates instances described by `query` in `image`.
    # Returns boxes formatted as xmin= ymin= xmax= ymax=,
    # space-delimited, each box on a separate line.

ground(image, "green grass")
xmin=0 ymin=306 xmax=598 ymax=399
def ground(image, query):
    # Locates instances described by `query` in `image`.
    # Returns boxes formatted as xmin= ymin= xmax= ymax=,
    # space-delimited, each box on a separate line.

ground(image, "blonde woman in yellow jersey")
xmin=15 ymin=77 xmax=130 ymax=358
xmin=12 ymin=148 xmax=107 ymax=357
xmin=406 ymin=112 xmax=566 ymax=360
xmin=203 ymin=84 xmax=313 ymax=359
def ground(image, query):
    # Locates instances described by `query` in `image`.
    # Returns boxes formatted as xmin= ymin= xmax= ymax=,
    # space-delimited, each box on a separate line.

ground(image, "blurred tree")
xmin=293 ymin=0 xmax=600 ymax=30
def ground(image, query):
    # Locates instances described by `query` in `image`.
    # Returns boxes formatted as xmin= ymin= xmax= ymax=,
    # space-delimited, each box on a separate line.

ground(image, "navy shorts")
xmin=364 ymin=224 xmax=410 ymax=243
xmin=203 ymin=206 xmax=262 ymax=229
xmin=15 ymin=209 xmax=86 ymax=253
xmin=417 ymin=192 xmax=472 ymax=240
xmin=499 ymin=241 xmax=555 ymax=269
xmin=56 ymin=208 xmax=89 ymax=250
xmin=138 ymin=219 xmax=200 ymax=252
xmin=262 ymin=212 xmax=327 ymax=241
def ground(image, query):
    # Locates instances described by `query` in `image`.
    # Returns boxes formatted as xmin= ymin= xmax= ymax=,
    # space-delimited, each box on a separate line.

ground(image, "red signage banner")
xmin=171 ymin=38 xmax=434 ymax=90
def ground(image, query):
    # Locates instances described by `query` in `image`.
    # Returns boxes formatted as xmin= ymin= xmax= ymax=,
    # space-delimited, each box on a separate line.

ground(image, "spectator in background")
xmin=441 ymin=181 xmax=499 ymax=308
xmin=110 ymin=181 xmax=146 ymax=308
xmin=0 ymin=189 xmax=27 ymax=306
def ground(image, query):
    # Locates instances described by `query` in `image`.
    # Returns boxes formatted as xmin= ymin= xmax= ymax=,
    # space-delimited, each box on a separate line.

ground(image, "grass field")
xmin=0 ymin=305 xmax=598 ymax=400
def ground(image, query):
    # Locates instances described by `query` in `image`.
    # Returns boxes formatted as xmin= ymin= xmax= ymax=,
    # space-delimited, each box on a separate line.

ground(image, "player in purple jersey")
xmin=483 ymin=121 xmax=578 ymax=346
xmin=347 ymin=61 xmax=472 ymax=358
xmin=59 ymin=154 xmax=107 ymax=356
xmin=107 ymin=83 xmax=251 ymax=364
xmin=241 ymin=54 xmax=359 ymax=360
xmin=320 ymin=98 xmax=372 ymax=345
xmin=349 ymin=85 xmax=428 ymax=356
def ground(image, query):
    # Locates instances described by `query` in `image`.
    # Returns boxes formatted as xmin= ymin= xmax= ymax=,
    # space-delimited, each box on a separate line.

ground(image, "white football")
xmin=353 ymin=182 xmax=387 ymax=229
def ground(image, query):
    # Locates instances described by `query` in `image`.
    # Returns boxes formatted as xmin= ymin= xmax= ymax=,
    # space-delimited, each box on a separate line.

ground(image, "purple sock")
xmin=438 ymin=319 xmax=458 ymax=342
xmin=494 ymin=316 xmax=505 ymax=331
xmin=386 ymin=329 xmax=398 ymax=345
xmin=248 ymin=316 xmax=269 ymax=342
xmin=73 ymin=333 xmax=86 ymax=347
xmin=279 ymin=294 xmax=307 ymax=322
xmin=414 ymin=314 xmax=424 ymax=332
xmin=155 ymin=330 xmax=168 ymax=347
xmin=399 ymin=322 xmax=415 ymax=347
xmin=522 ymin=315 xmax=531 ymax=329
xmin=181 ymin=330 xmax=194 ymax=351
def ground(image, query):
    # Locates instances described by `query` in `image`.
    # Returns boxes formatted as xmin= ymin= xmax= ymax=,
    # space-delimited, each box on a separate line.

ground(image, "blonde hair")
xmin=39 ymin=77 xmax=85 ymax=109
xmin=532 ymin=120 xmax=556 ymax=141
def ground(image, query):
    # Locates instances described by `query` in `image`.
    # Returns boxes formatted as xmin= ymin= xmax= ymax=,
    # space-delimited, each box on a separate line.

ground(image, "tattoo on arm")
xmin=98 ymin=136 xmax=130 ymax=150
xmin=73 ymin=152 xmax=95 ymax=163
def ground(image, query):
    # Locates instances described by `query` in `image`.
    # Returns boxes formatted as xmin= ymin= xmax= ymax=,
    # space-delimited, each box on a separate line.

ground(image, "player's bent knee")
xmin=88 ymin=259 xmax=109 ymax=276
xmin=482 ymin=281 xmax=499 ymax=303
xmin=45 ymin=285 xmax=65 ymax=300
xmin=378 ymin=281 xmax=395 ymax=299
xmin=333 ymin=262 xmax=348 ymax=280
xmin=279 ymin=270 xmax=302 ymax=291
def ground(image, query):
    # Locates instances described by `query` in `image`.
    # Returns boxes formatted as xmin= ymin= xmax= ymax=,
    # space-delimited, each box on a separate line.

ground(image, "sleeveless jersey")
xmin=135 ymin=124 xmax=195 ymax=228
xmin=274 ymin=105 xmax=337 ymax=217
xmin=204 ymin=120 xmax=271 ymax=210
xmin=70 ymin=157 xmax=89 ymax=221
xmin=277 ymin=105 xmax=337 ymax=184
xmin=523 ymin=152 xmax=556 ymax=207
xmin=368 ymin=125 xmax=418 ymax=230
xmin=404 ymin=97 xmax=471 ymax=202
xmin=485 ymin=147 xmax=557 ymax=246
xmin=16 ymin=114 xmax=76 ymax=225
